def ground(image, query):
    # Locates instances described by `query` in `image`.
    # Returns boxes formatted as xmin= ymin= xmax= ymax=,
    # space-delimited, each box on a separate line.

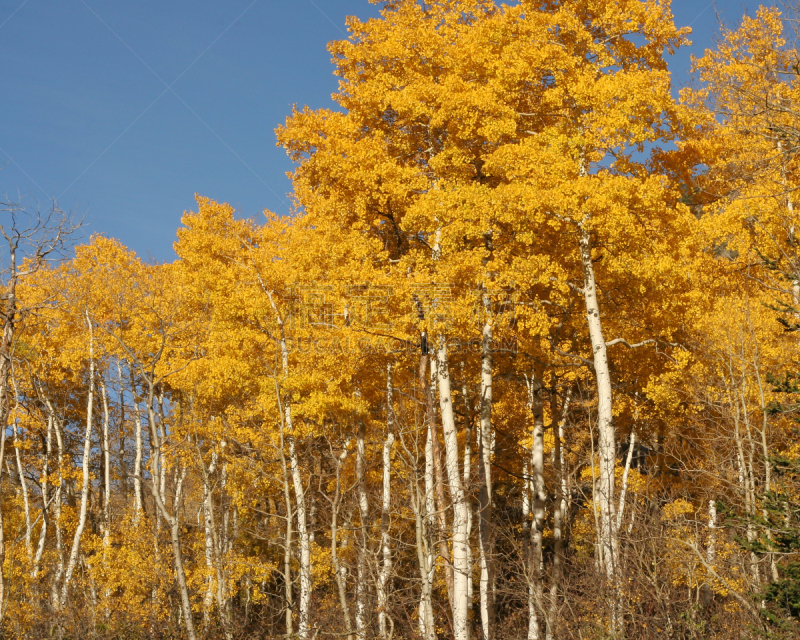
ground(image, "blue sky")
xmin=1 ymin=0 xmax=769 ymax=262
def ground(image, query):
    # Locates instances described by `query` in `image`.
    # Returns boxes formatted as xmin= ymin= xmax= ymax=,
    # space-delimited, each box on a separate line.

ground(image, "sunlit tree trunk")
xmin=130 ymin=371 xmax=145 ymax=524
xmin=267 ymin=290 xmax=312 ymax=640
xmin=428 ymin=352 xmax=455 ymax=611
xmin=48 ymin=397 xmax=65 ymax=610
xmin=579 ymin=223 xmax=621 ymax=633
xmin=12 ymin=418 xmax=32 ymax=563
xmin=461 ymin=366 xmax=473 ymax=609
xmin=203 ymin=452 xmax=218 ymax=627
xmin=60 ymin=309 xmax=95 ymax=610
xmin=378 ymin=363 xmax=395 ymax=640
xmin=99 ymin=375 xmax=112 ymax=543
xmin=435 ymin=339 xmax=470 ymax=640
xmin=276 ymin=389 xmax=295 ymax=638
xmin=526 ymin=373 xmax=546 ymax=640
xmin=411 ymin=417 xmax=437 ymax=640
xmin=33 ymin=412 xmax=53 ymax=579
xmin=329 ymin=438 xmax=353 ymax=640
xmin=356 ymin=419 xmax=370 ymax=639
xmin=478 ymin=313 xmax=494 ymax=640
xmin=616 ymin=432 xmax=635 ymax=533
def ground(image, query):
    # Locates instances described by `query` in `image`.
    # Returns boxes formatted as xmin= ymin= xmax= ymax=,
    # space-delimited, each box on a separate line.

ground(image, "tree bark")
xmin=60 ymin=309 xmax=95 ymax=610
xmin=478 ymin=314 xmax=494 ymax=640
xmin=356 ymin=419 xmax=370 ymax=639
xmin=435 ymin=339 xmax=470 ymax=640
xmin=579 ymin=223 xmax=621 ymax=633
xmin=378 ymin=363 xmax=396 ymax=640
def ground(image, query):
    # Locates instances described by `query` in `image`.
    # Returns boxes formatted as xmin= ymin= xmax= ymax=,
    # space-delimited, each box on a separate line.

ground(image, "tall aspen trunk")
xmin=424 ymin=349 xmax=454 ymax=609
xmin=203 ymin=452 xmax=218 ymax=626
xmin=435 ymin=339 xmax=470 ymax=640
xmin=277 ymin=393 xmax=295 ymax=637
xmin=49 ymin=400 xmax=65 ymax=610
xmin=268 ymin=289 xmax=312 ymax=640
xmin=288 ymin=409 xmax=311 ymax=639
xmin=378 ymin=363 xmax=396 ymax=640
xmin=547 ymin=387 xmax=570 ymax=640
xmin=409 ymin=417 xmax=437 ymax=640
xmin=131 ymin=372 xmax=145 ymax=523
xmin=356 ymin=420 xmax=370 ymax=639
xmin=12 ymin=419 xmax=32 ymax=562
xmin=461 ymin=367 xmax=473 ymax=607
xmin=526 ymin=373 xmax=546 ymax=640
xmin=708 ymin=500 xmax=717 ymax=566
xmin=60 ymin=310 xmax=95 ymax=610
xmin=33 ymin=413 xmax=54 ymax=578
xmin=478 ymin=315 xmax=494 ymax=640
xmin=100 ymin=376 xmax=112 ymax=542
xmin=148 ymin=392 xmax=197 ymax=640
xmin=616 ymin=432 xmax=635 ymax=532
xmin=116 ymin=360 xmax=128 ymax=501
xmin=329 ymin=440 xmax=353 ymax=640
xmin=579 ymin=224 xmax=621 ymax=633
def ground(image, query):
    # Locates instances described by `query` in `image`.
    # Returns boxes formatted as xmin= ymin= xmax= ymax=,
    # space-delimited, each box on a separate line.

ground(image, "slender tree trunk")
xmin=378 ymin=363 xmax=395 ymax=640
xmin=100 ymin=376 xmax=112 ymax=542
xmin=12 ymin=418 xmax=32 ymax=562
xmin=579 ymin=223 xmax=621 ymax=633
xmin=435 ymin=339 xmax=470 ymax=640
xmin=356 ymin=420 xmax=370 ymax=639
xmin=203 ymin=452 xmax=218 ymax=627
xmin=423 ymin=418 xmax=438 ymax=640
xmin=462 ymin=367 xmax=474 ymax=610
xmin=616 ymin=432 xmax=635 ymax=533
xmin=131 ymin=373 xmax=145 ymax=523
xmin=33 ymin=413 xmax=54 ymax=579
xmin=527 ymin=373 xmax=546 ymax=640
xmin=478 ymin=313 xmax=494 ymax=640
xmin=49 ymin=402 xmax=65 ymax=610
xmin=169 ymin=468 xmax=197 ymax=640
xmin=547 ymin=386 xmax=570 ymax=640
xmin=428 ymin=353 xmax=455 ymax=612
xmin=329 ymin=440 xmax=353 ymax=640
xmin=401 ymin=413 xmax=437 ymax=640
xmin=268 ymin=290 xmax=312 ymax=639
xmin=60 ymin=309 xmax=96 ymax=610
xmin=277 ymin=402 xmax=295 ymax=637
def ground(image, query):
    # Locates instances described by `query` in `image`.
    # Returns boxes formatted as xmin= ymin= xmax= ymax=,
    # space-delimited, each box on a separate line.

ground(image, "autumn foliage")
xmin=1 ymin=1 xmax=799 ymax=639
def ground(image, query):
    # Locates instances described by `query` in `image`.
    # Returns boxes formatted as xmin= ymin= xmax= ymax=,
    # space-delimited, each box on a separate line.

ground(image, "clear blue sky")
xmin=1 ymin=0 xmax=769 ymax=262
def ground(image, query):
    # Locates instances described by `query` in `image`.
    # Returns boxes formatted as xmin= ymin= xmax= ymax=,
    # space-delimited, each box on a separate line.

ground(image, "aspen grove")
xmin=2 ymin=1 xmax=800 ymax=638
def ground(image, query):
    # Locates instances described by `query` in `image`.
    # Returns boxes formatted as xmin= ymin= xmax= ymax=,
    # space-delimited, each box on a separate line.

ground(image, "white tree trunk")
xmin=579 ymin=224 xmax=621 ymax=632
xmin=616 ymin=432 xmax=635 ymax=532
xmin=548 ymin=388 xmax=572 ymax=639
xmin=33 ymin=413 xmax=53 ymax=578
xmin=417 ymin=421 xmax=437 ymax=640
xmin=435 ymin=339 xmax=470 ymax=640
xmin=60 ymin=310 xmax=95 ymax=610
xmin=100 ymin=376 xmax=112 ymax=543
xmin=131 ymin=380 xmax=145 ymax=524
xmin=12 ymin=419 xmax=32 ymax=562
xmin=527 ymin=374 xmax=546 ymax=640
xmin=378 ymin=363 xmax=395 ymax=640
xmin=478 ymin=316 xmax=494 ymax=640
xmin=203 ymin=452 xmax=218 ymax=626
xmin=268 ymin=289 xmax=312 ymax=639
xmin=356 ymin=420 xmax=370 ymax=639
xmin=329 ymin=439 xmax=353 ymax=640
xmin=49 ymin=399 xmax=65 ymax=610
